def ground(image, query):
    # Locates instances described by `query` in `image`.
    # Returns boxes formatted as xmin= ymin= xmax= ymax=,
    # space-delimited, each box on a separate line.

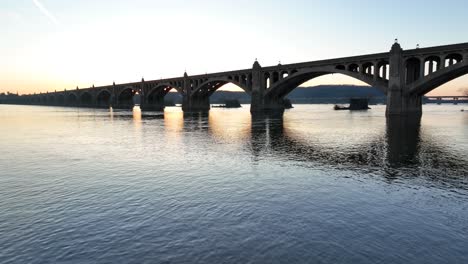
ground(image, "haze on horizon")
xmin=1 ymin=0 xmax=467 ymax=96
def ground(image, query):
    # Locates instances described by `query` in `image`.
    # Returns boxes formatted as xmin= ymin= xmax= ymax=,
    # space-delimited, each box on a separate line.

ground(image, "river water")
xmin=0 ymin=104 xmax=467 ymax=263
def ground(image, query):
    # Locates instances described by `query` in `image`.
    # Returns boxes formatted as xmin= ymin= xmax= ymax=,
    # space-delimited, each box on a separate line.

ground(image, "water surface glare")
xmin=0 ymin=104 xmax=467 ymax=263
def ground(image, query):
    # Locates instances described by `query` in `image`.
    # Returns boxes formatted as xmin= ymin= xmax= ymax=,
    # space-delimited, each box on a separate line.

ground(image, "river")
xmin=0 ymin=104 xmax=467 ymax=263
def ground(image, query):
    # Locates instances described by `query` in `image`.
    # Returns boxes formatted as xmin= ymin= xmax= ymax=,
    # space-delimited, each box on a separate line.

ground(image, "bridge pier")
xmin=140 ymin=102 xmax=165 ymax=111
xmin=251 ymin=97 xmax=286 ymax=115
xmin=112 ymin=93 xmax=134 ymax=109
xmin=113 ymin=103 xmax=134 ymax=110
xmin=386 ymin=42 xmax=422 ymax=118
xmin=386 ymin=116 xmax=421 ymax=166
xmin=180 ymin=72 xmax=210 ymax=112
xmin=140 ymin=96 xmax=165 ymax=111
xmin=386 ymin=92 xmax=422 ymax=117
xmin=182 ymin=95 xmax=210 ymax=112
xmin=250 ymin=60 xmax=285 ymax=115
xmin=112 ymin=98 xmax=134 ymax=109
xmin=140 ymin=79 xmax=164 ymax=111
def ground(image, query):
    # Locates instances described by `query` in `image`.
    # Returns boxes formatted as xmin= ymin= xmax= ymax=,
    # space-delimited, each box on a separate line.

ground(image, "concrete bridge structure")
xmin=425 ymin=95 xmax=468 ymax=104
xmin=13 ymin=41 xmax=468 ymax=118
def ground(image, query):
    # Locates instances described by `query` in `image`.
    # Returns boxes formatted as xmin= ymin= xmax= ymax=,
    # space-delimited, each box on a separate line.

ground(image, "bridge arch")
xmin=376 ymin=60 xmax=389 ymax=80
xmin=405 ymin=57 xmax=422 ymax=84
xmin=409 ymin=60 xmax=468 ymax=96
xmin=79 ymin=92 xmax=93 ymax=106
xmin=348 ymin=63 xmax=360 ymax=73
xmin=424 ymin=56 xmax=442 ymax=75
xmin=264 ymin=67 xmax=387 ymax=100
xmin=264 ymin=73 xmax=271 ymax=89
xmin=67 ymin=93 xmax=78 ymax=105
xmin=362 ymin=62 xmax=375 ymax=75
xmin=336 ymin=65 xmax=346 ymax=71
xmin=56 ymin=94 xmax=65 ymax=105
xmin=144 ymin=84 xmax=181 ymax=109
xmin=190 ymin=78 xmax=251 ymax=97
xmin=444 ymin=53 xmax=463 ymax=66
xmin=96 ymin=89 xmax=112 ymax=108
xmin=32 ymin=96 xmax=40 ymax=104
xmin=47 ymin=95 xmax=56 ymax=105
xmin=116 ymin=86 xmax=138 ymax=109
xmin=147 ymin=83 xmax=183 ymax=96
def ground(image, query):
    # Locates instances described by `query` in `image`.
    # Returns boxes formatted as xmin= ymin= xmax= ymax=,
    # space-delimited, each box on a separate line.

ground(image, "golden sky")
xmin=1 ymin=0 xmax=467 ymax=96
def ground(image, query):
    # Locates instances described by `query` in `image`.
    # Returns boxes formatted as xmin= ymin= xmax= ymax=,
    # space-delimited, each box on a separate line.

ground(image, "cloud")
xmin=32 ymin=0 xmax=59 ymax=25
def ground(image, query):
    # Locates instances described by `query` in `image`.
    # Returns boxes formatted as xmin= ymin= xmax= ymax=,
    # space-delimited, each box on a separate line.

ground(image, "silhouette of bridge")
xmin=8 ymin=41 xmax=468 ymax=118
xmin=425 ymin=95 xmax=468 ymax=104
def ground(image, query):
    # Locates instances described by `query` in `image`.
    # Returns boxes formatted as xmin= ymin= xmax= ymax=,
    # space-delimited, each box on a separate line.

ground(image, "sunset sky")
xmin=1 ymin=0 xmax=467 ymax=95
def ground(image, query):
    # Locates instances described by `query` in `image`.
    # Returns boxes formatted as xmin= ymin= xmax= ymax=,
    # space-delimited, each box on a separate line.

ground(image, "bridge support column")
xmin=386 ymin=116 xmax=421 ymax=166
xmin=111 ymin=83 xmax=118 ymax=109
xmin=140 ymin=89 xmax=165 ymax=112
xmin=113 ymin=101 xmax=134 ymax=110
xmin=386 ymin=93 xmax=422 ymax=117
xmin=140 ymin=97 xmax=165 ymax=111
xmin=250 ymin=60 xmax=285 ymax=115
xmin=386 ymin=42 xmax=422 ymax=118
xmin=181 ymin=72 xmax=210 ymax=112
xmin=182 ymin=95 xmax=210 ymax=112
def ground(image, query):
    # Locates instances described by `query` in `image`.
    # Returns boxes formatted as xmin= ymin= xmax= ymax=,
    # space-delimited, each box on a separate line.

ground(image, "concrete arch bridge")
xmin=18 ymin=41 xmax=468 ymax=118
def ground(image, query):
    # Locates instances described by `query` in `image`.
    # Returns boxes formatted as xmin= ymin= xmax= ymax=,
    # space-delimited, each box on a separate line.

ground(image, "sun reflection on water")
xmin=208 ymin=108 xmax=251 ymax=143
xmin=163 ymin=107 xmax=184 ymax=135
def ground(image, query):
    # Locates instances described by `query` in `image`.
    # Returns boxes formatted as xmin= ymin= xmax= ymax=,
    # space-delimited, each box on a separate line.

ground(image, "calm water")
xmin=0 ymin=104 xmax=467 ymax=263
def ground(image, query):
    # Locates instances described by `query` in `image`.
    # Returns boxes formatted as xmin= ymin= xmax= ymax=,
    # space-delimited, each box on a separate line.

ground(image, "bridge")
xmin=424 ymin=95 xmax=468 ymax=104
xmin=8 ymin=41 xmax=468 ymax=118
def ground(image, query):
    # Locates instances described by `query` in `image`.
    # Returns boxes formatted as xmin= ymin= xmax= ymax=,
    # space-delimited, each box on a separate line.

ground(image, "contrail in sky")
xmin=32 ymin=0 xmax=59 ymax=25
